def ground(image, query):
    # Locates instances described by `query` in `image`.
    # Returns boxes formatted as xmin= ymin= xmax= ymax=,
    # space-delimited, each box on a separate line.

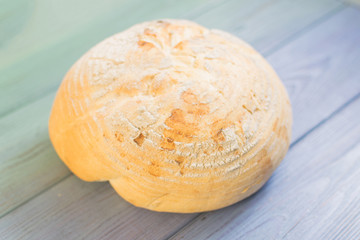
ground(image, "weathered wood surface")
xmin=0 ymin=0 xmax=343 ymax=218
xmin=0 ymin=177 xmax=197 ymax=240
xmin=170 ymin=97 xmax=360 ymax=240
xmin=267 ymin=7 xmax=360 ymax=140
xmin=1 ymin=0 xmax=360 ymax=239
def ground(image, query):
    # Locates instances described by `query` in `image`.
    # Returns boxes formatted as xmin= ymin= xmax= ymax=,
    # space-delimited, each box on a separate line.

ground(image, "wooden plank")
xmin=194 ymin=0 xmax=342 ymax=53
xmin=0 ymin=93 xmax=71 ymax=218
xmin=267 ymin=7 xmax=360 ymax=140
xmin=0 ymin=0 xmax=345 ymax=218
xmin=0 ymin=176 xmax=197 ymax=240
xmin=169 ymin=97 xmax=360 ymax=240
xmin=282 ymin=144 xmax=360 ymax=240
xmin=0 ymin=0 xmax=341 ymax=117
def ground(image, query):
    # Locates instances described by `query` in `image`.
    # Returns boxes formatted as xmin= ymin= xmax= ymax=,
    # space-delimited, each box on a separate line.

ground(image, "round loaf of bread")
xmin=49 ymin=19 xmax=292 ymax=213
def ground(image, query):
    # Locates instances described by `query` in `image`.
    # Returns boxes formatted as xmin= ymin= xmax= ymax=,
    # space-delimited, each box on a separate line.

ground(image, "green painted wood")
xmin=0 ymin=0 xmax=211 ymax=116
xmin=0 ymin=0 xmax=344 ymax=218
xmin=0 ymin=0 xmax=341 ymax=117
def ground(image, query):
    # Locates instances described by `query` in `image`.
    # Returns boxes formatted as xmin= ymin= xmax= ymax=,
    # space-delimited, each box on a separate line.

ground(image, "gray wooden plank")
xmin=0 ymin=0 xmax=341 ymax=117
xmin=267 ymin=7 xmax=360 ymax=140
xmin=0 ymin=176 xmax=196 ymax=240
xmin=0 ymin=93 xmax=71 ymax=218
xmin=283 ymin=143 xmax=360 ymax=240
xmin=0 ymin=0 xmax=345 ymax=218
xmin=169 ymin=95 xmax=360 ymax=240
xmin=194 ymin=0 xmax=343 ymax=54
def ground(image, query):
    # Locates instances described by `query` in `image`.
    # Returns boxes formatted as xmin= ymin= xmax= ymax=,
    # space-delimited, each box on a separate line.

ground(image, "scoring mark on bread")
xmin=133 ymin=133 xmax=145 ymax=146
xmin=242 ymin=104 xmax=253 ymax=114
xmin=161 ymin=137 xmax=176 ymax=151
xmin=137 ymin=40 xmax=155 ymax=50
xmin=148 ymin=162 xmax=161 ymax=177
xmin=115 ymin=132 xmax=124 ymax=142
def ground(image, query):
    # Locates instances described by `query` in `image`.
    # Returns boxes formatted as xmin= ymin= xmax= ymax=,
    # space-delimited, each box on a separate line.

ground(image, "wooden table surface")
xmin=1 ymin=0 xmax=360 ymax=239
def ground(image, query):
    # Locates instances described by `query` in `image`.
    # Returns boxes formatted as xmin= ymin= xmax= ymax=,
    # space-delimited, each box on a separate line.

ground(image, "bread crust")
xmin=49 ymin=19 xmax=292 ymax=213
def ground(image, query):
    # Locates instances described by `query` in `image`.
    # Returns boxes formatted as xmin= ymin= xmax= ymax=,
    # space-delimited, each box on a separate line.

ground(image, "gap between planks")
xmin=263 ymin=5 xmax=343 ymax=56
xmin=0 ymin=174 xmax=71 ymax=219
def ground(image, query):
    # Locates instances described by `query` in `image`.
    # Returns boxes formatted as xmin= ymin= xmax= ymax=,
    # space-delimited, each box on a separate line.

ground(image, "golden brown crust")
xmin=49 ymin=19 xmax=292 ymax=213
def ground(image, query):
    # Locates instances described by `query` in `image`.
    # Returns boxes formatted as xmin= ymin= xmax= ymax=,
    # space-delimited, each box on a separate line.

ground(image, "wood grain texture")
xmin=267 ymin=7 xmax=360 ymax=141
xmin=282 ymin=142 xmax=360 ymax=240
xmin=0 ymin=0 xmax=344 ymax=217
xmin=0 ymin=0 xmax=341 ymax=117
xmin=0 ymin=93 xmax=71 ymax=218
xmin=0 ymin=176 xmax=197 ymax=240
xmin=194 ymin=0 xmax=342 ymax=54
xmin=169 ymin=96 xmax=360 ymax=240
xmin=1 ymin=0 xmax=359 ymax=239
